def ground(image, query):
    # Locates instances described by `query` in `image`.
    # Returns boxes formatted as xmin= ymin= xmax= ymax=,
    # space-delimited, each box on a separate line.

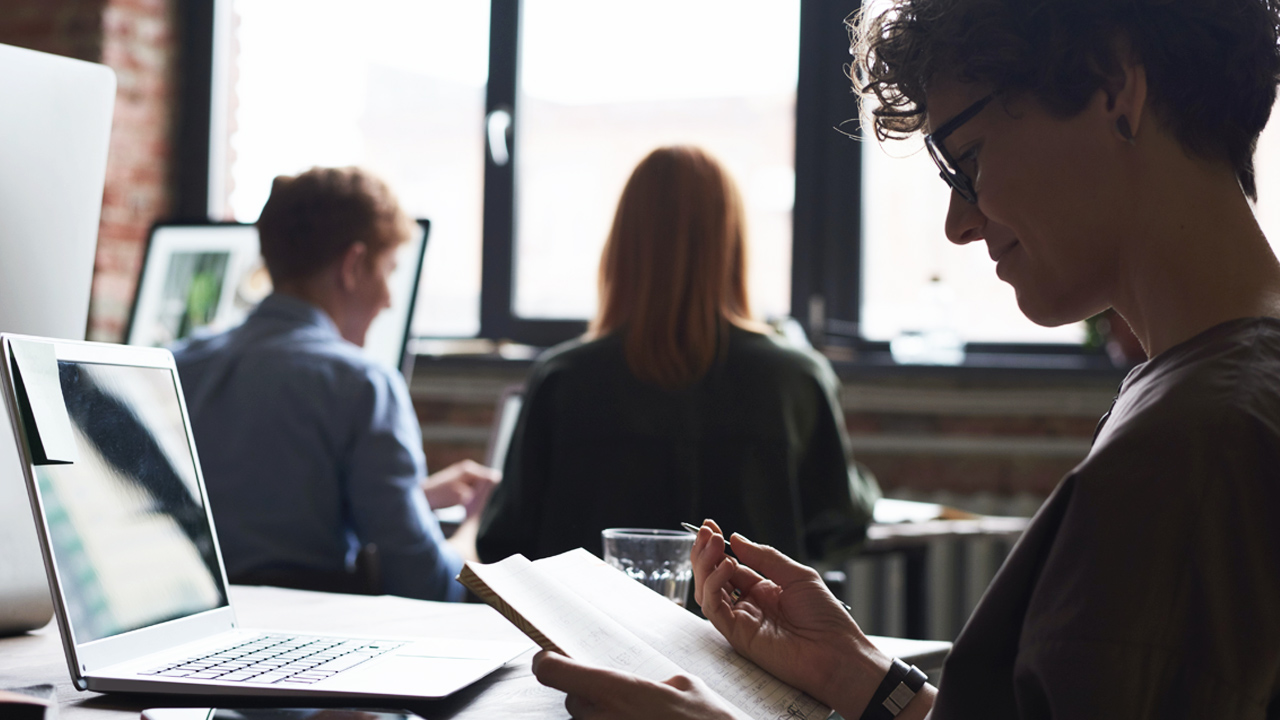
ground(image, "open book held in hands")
xmin=458 ymin=548 xmax=831 ymax=720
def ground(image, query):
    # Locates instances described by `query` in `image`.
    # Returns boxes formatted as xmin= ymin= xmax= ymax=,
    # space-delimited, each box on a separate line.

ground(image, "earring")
xmin=1116 ymin=116 xmax=1136 ymax=145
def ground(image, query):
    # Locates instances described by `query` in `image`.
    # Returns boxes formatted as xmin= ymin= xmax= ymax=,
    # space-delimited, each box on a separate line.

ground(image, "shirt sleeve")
xmin=1011 ymin=408 xmax=1280 ymax=718
xmin=344 ymin=366 xmax=465 ymax=601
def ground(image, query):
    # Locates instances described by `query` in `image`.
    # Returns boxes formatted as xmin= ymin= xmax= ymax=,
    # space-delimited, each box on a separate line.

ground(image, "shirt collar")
xmin=253 ymin=292 xmax=343 ymax=338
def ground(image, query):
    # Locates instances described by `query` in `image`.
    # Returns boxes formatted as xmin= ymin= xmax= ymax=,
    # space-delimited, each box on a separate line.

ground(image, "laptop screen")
xmin=33 ymin=360 xmax=228 ymax=644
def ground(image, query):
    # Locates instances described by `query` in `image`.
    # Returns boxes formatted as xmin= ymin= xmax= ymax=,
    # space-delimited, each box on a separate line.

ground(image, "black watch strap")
xmin=859 ymin=658 xmax=928 ymax=720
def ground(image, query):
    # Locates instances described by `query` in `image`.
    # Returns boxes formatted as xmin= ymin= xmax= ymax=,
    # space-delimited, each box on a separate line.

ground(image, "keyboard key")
xmin=310 ymin=654 xmax=376 ymax=674
xmin=244 ymin=673 xmax=288 ymax=684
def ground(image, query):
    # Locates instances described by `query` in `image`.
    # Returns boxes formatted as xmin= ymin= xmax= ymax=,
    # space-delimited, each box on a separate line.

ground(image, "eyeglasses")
xmin=924 ymin=93 xmax=994 ymax=204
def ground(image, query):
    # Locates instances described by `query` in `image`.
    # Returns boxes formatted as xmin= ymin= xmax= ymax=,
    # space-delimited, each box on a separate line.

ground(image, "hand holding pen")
xmin=681 ymin=521 xmax=857 ymax=617
xmin=684 ymin=518 xmax=890 ymax=707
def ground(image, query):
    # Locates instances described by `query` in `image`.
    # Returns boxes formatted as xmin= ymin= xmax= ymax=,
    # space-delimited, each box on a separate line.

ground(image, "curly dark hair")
xmin=851 ymin=0 xmax=1280 ymax=200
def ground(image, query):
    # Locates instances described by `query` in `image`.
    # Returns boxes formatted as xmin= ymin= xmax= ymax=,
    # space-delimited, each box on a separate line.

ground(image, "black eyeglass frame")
xmin=924 ymin=93 xmax=995 ymax=204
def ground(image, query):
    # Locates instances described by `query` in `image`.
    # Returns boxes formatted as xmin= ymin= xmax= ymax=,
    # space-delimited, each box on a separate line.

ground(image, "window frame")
xmin=185 ymin=0 xmax=1115 ymax=370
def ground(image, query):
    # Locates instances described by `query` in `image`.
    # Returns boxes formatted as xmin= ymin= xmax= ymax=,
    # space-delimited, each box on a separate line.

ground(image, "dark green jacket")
xmin=476 ymin=327 xmax=880 ymax=563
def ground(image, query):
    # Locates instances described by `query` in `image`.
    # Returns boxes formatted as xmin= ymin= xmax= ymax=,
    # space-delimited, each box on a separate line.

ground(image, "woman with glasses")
xmin=529 ymin=0 xmax=1280 ymax=718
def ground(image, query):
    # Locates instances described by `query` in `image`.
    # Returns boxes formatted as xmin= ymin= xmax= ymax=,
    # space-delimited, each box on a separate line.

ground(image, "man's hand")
xmin=421 ymin=459 xmax=499 ymax=516
xmin=691 ymin=520 xmax=894 ymax=718
xmin=532 ymin=651 xmax=749 ymax=720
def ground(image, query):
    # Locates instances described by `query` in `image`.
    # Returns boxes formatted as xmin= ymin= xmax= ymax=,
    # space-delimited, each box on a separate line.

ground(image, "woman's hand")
xmin=691 ymin=520 xmax=891 ymax=717
xmin=532 ymin=650 xmax=750 ymax=720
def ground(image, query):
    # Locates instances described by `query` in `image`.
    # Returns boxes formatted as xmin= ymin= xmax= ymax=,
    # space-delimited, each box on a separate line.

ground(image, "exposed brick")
xmin=416 ymin=401 xmax=497 ymax=428
xmin=424 ymin=443 xmax=489 ymax=475
xmin=89 ymin=0 xmax=177 ymax=340
xmin=0 ymin=0 xmax=104 ymax=61
xmin=856 ymin=453 xmax=1076 ymax=498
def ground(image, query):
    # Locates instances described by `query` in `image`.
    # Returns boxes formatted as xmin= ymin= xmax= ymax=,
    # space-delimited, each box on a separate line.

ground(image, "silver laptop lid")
xmin=0 ymin=336 xmax=236 ymax=684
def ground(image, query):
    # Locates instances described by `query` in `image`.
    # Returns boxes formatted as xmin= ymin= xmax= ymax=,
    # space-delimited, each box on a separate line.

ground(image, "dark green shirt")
xmin=476 ymin=327 xmax=879 ymax=563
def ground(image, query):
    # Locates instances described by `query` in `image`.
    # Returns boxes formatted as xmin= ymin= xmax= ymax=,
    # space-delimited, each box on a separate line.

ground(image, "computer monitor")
xmin=0 ymin=42 xmax=116 ymax=635
xmin=126 ymin=220 xmax=430 ymax=378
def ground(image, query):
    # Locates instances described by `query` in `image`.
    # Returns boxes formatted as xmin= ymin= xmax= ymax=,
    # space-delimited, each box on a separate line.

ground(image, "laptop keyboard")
xmin=141 ymin=633 xmax=404 ymax=685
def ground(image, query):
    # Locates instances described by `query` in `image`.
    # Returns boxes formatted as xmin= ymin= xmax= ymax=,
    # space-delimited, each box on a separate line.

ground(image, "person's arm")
xmin=532 ymin=651 xmax=751 ymax=720
xmin=692 ymin=520 xmax=935 ymax=720
xmin=529 ymin=517 xmax=936 ymax=719
xmin=421 ymin=459 xmax=500 ymax=512
xmin=419 ymin=459 xmax=499 ymax=562
xmin=344 ymin=369 xmax=464 ymax=601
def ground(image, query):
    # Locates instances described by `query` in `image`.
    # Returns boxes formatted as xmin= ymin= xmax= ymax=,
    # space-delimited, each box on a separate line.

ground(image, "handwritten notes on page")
xmin=460 ymin=549 xmax=830 ymax=720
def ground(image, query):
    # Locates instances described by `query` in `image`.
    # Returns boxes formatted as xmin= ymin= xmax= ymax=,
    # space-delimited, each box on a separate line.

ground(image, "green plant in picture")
xmin=185 ymin=272 xmax=221 ymax=327
xmin=175 ymin=256 xmax=227 ymax=340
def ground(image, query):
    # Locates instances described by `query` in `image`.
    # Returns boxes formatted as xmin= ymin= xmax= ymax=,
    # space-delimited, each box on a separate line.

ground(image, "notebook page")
xmin=537 ymin=549 xmax=830 ymax=720
xmin=464 ymin=554 xmax=687 ymax=683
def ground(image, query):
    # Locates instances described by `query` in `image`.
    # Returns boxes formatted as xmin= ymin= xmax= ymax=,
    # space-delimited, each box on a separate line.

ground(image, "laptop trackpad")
xmin=337 ymin=638 xmax=532 ymax=698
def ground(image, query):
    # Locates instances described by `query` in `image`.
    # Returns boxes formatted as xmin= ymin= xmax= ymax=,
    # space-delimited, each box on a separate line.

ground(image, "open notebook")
xmin=460 ymin=548 xmax=831 ymax=720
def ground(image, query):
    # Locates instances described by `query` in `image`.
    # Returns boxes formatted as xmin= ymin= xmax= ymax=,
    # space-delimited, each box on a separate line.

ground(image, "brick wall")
xmin=0 ymin=1 xmax=104 ymax=61
xmin=0 ymin=0 xmax=177 ymax=342
xmin=409 ymin=366 xmax=1118 ymax=513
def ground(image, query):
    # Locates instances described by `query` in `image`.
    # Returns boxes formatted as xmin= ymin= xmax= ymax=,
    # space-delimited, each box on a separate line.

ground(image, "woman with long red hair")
xmin=476 ymin=145 xmax=879 ymax=564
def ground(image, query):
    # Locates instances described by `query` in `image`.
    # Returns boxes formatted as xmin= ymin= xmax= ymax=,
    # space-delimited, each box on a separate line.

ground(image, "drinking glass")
xmin=600 ymin=528 xmax=695 ymax=606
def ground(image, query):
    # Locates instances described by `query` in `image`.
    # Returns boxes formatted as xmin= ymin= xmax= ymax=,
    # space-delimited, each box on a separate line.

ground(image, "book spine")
xmin=457 ymin=566 xmax=566 ymax=655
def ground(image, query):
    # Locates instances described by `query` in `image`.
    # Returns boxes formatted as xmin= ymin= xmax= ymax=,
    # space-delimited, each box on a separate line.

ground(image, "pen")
xmin=680 ymin=521 xmax=857 ymax=618
xmin=681 ymin=521 xmax=735 ymax=556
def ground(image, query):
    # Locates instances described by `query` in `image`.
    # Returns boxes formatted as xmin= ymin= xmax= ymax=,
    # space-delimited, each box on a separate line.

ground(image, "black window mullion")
xmin=480 ymin=0 xmax=520 ymax=342
xmin=793 ymin=0 xmax=864 ymax=350
xmin=480 ymin=0 xmax=588 ymax=347
xmin=175 ymin=0 xmax=217 ymax=220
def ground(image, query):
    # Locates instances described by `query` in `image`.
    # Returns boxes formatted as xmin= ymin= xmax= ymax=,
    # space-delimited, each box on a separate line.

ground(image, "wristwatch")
xmin=859 ymin=658 xmax=928 ymax=720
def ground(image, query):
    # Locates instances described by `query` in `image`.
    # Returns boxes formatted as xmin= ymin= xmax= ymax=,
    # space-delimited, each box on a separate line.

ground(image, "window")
xmin=861 ymin=135 xmax=1084 ymax=345
xmin=211 ymin=0 xmax=490 ymax=338
xmin=192 ymin=0 xmax=1110 ymax=366
xmin=1251 ymin=120 xmax=1280 ymax=258
xmin=511 ymin=0 xmax=799 ymax=323
xmin=856 ymin=0 xmax=1083 ymax=347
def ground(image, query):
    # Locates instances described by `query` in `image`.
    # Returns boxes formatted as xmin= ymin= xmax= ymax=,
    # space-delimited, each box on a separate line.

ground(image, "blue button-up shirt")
xmin=173 ymin=293 xmax=464 ymax=601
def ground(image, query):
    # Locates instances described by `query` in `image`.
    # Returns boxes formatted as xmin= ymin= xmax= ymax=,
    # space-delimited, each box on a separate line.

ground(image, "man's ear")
xmin=339 ymin=242 xmax=369 ymax=293
xmin=1101 ymin=38 xmax=1148 ymax=140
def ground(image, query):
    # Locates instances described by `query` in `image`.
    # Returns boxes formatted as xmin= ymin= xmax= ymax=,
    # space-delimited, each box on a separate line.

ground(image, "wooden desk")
xmin=0 ymin=585 xmax=951 ymax=719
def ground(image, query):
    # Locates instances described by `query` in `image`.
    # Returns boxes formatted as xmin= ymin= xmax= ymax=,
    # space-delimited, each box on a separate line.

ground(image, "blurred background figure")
xmin=175 ymin=166 xmax=498 ymax=601
xmin=477 ymin=146 xmax=879 ymax=564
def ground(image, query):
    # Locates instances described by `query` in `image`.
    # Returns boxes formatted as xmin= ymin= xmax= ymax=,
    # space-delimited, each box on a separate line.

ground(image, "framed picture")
xmin=127 ymin=222 xmax=265 ymax=350
xmin=126 ymin=220 xmax=429 ymax=376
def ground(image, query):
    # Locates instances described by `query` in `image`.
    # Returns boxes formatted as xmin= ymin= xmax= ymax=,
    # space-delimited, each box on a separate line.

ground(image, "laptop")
xmin=0 ymin=334 xmax=530 ymax=700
